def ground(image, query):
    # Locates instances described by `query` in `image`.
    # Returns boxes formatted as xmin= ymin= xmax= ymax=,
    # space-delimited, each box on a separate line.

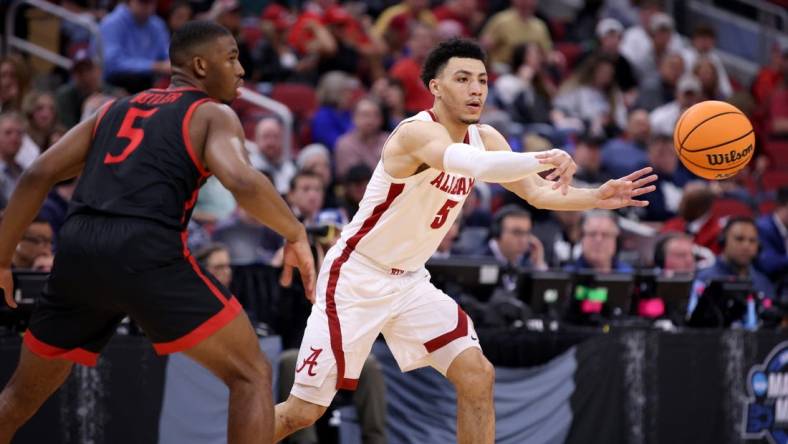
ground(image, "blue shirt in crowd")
xmin=98 ymin=4 xmax=169 ymax=79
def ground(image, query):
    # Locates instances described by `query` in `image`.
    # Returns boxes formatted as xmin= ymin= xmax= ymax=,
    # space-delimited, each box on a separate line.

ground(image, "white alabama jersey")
xmin=332 ymin=111 xmax=485 ymax=272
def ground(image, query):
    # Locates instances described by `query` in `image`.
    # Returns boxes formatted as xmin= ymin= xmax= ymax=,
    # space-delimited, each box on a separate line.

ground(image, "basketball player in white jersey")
xmin=274 ymin=39 xmax=657 ymax=443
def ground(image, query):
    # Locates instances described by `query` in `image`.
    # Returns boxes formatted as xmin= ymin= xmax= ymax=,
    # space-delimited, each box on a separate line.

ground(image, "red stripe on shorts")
xmin=326 ymin=182 xmax=405 ymax=390
xmin=423 ymin=305 xmax=469 ymax=353
xmin=23 ymin=330 xmax=99 ymax=367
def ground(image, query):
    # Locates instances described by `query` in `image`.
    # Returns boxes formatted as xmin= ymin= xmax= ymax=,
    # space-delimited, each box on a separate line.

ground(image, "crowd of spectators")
xmin=2 ymin=0 xmax=788 ymax=331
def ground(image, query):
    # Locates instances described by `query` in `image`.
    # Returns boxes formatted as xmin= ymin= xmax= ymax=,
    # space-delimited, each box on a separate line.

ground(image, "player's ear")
xmin=193 ymin=56 xmax=208 ymax=78
xmin=429 ymin=78 xmax=440 ymax=97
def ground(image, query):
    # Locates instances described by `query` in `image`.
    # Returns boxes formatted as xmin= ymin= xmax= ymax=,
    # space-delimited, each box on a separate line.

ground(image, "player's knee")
xmin=450 ymin=351 xmax=495 ymax=396
xmin=222 ymin=352 xmax=272 ymax=390
xmin=285 ymin=398 xmax=326 ymax=430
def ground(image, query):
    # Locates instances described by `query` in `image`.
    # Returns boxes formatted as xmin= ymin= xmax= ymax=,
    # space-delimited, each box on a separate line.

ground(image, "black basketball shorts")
xmin=23 ymin=214 xmax=242 ymax=366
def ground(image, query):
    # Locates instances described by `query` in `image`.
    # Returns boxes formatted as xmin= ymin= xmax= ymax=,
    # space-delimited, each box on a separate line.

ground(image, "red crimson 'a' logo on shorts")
xmin=296 ymin=347 xmax=323 ymax=376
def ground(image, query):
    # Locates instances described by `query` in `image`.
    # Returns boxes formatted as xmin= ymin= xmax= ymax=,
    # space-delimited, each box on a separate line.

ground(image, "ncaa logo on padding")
xmin=743 ymin=341 xmax=788 ymax=444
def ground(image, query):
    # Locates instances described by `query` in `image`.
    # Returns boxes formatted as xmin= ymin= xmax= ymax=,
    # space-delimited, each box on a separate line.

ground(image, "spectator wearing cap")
xmin=650 ymin=74 xmax=702 ymax=137
xmin=620 ymin=5 xmax=684 ymax=86
xmin=340 ymin=163 xmax=372 ymax=219
xmin=98 ymin=0 xmax=170 ymax=93
xmin=55 ymin=49 xmax=120 ymax=129
xmin=256 ymin=4 xmax=302 ymax=83
xmin=432 ymin=0 xmax=483 ymax=37
xmin=682 ymin=24 xmax=733 ymax=99
xmin=589 ymin=18 xmax=638 ymax=96
xmin=286 ymin=1 xmax=339 ymax=73
xmin=335 ymin=97 xmax=388 ymax=181
xmin=602 ymin=108 xmax=650 ymax=179
xmin=251 ymin=117 xmax=296 ymax=194
xmin=479 ymin=0 xmax=553 ymax=72
xmin=389 ymin=22 xmax=437 ymax=115
xmin=373 ymin=0 xmax=437 ymax=55
xmin=310 ymin=71 xmax=356 ymax=151
xmin=756 ymin=187 xmax=788 ymax=282
xmin=572 ymin=133 xmax=612 ymax=188
xmin=636 ymin=52 xmax=685 ymax=111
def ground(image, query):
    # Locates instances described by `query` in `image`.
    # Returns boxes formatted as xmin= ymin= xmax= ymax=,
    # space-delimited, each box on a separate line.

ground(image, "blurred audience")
xmin=56 ymin=49 xmax=120 ymax=129
xmin=566 ymin=210 xmax=632 ymax=273
xmin=251 ymin=117 xmax=297 ymax=194
xmin=310 ymin=71 xmax=356 ymax=151
xmin=681 ymin=24 xmax=733 ymax=99
xmin=694 ymin=217 xmax=774 ymax=299
xmin=98 ymin=0 xmax=171 ymax=92
xmin=481 ymin=205 xmax=546 ymax=270
xmin=662 ymin=181 xmax=722 ymax=254
xmin=756 ymin=187 xmax=788 ymax=282
xmin=636 ymin=52 xmax=684 ymax=111
xmin=601 ymin=108 xmax=650 ymax=178
xmin=12 ymin=218 xmax=53 ymax=270
xmin=650 ymin=74 xmax=702 ymax=136
xmin=480 ymin=0 xmax=552 ymax=72
xmin=653 ymin=232 xmax=697 ymax=274
xmin=389 ymin=22 xmax=437 ymax=115
xmin=0 ymin=55 xmax=31 ymax=113
xmin=335 ymin=97 xmax=388 ymax=180
xmin=0 ymin=112 xmax=26 ymax=206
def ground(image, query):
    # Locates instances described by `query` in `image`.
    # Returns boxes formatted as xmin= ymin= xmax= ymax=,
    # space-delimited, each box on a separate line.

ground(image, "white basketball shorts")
xmin=290 ymin=248 xmax=481 ymax=407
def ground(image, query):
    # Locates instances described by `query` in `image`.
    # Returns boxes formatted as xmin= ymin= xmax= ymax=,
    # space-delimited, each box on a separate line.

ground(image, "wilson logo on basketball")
xmin=705 ymin=144 xmax=753 ymax=166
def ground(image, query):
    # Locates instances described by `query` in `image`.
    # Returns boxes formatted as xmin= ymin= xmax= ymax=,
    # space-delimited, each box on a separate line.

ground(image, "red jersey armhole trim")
xmin=92 ymin=99 xmax=117 ymax=139
xmin=182 ymin=98 xmax=214 ymax=177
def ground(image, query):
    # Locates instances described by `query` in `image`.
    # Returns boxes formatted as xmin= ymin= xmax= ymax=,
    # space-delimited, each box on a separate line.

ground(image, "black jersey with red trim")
xmin=68 ymin=87 xmax=214 ymax=231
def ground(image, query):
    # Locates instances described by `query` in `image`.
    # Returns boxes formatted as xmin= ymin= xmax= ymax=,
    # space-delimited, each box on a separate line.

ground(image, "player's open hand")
xmin=0 ymin=266 xmax=15 ymax=309
xmin=535 ymin=149 xmax=577 ymax=195
xmin=594 ymin=167 xmax=658 ymax=210
xmin=280 ymin=230 xmax=317 ymax=303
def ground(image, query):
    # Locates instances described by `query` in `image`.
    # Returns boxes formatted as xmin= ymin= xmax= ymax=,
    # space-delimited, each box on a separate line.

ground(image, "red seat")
xmin=762 ymin=169 xmax=788 ymax=191
xmin=759 ymin=199 xmax=777 ymax=215
xmin=270 ymin=83 xmax=318 ymax=123
xmin=763 ymin=139 xmax=788 ymax=168
xmin=711 ymin=197 xmax=754 ymax=218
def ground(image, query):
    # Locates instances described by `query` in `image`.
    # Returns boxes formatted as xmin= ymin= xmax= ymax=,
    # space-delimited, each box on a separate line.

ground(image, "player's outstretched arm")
xmin=389 ymin=120 xmax=575 ymax=189
xmin=0 ymin=110 xmax=99 ymax=308
xmin=478 ymin=125 xmax=658 ymax=211
xmin=201 ymin=104 xmax=315 ymax=299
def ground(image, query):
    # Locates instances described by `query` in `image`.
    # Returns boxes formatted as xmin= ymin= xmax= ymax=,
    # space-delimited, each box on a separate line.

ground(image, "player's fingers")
xmin=630 ymin=199 xmax=649 ymax=207
xmin=534 ymin=149 xmax=558 ymax=159
xmin=632 ymin=185 xmax=657 ymax=196
xmin=633 ymin=174 xmax=658 ymax=188
xmin=546 ymin=160 xmax=568 ymax=181
xmin=621 ymin=167 xmax=653 ymax=182
xmin=2 ymin=289 xmax=16 ymax=309
xmin=279 ymin=264 xmax=293 ymax=287
xmin=301 ymin=264 xmax=316 ymax=302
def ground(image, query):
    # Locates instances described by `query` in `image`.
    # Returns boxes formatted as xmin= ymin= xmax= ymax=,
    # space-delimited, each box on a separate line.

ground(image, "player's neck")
xmin=429 ymin=106 xmax=469 ymax=143
xmin=168 ymin=74 xmax=204 ymax=92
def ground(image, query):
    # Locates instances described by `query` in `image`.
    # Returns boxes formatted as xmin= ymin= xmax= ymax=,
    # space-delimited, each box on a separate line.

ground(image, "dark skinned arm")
xmin=200 ymin=103 xmax=316 ymax=300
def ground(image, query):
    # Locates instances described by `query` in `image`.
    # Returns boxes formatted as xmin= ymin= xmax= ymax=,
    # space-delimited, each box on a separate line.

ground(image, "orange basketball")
xmin=673 ymin=100 xmax=755 ymax=180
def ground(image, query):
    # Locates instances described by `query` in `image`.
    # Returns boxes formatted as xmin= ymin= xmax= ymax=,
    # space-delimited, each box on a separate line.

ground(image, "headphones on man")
xmin=718 ymin=215 xmax=758 ymax=249
xmin=490 ymin=205 xmax=532 ymax=239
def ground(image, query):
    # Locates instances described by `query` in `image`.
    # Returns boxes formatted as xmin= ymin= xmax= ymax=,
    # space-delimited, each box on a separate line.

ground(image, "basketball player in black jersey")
xmin=0 ymin=21 xmax=314 ymax=444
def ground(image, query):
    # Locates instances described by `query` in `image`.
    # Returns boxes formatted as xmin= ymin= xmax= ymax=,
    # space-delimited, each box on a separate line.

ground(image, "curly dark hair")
xmin=420 ymin=38 xmax=486 ymax=89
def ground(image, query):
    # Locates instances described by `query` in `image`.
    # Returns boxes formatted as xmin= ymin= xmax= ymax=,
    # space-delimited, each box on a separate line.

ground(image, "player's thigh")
xmin=182 ymin=311 xmax=270 ymax=384
xmin=383 ymin=280 xmax=481 ymax=375
xmin=123 ymin=255 xmax=244 ymax=356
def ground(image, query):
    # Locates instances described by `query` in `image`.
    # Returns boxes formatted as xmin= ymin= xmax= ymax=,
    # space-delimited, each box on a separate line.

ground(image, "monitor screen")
xmin=572 ymin=271 xmax=635 ymax=319
xmin=425 ymin=257 xmax=501 ymax=300
xmin=518 ymin=270 xmax=573 ymax=316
